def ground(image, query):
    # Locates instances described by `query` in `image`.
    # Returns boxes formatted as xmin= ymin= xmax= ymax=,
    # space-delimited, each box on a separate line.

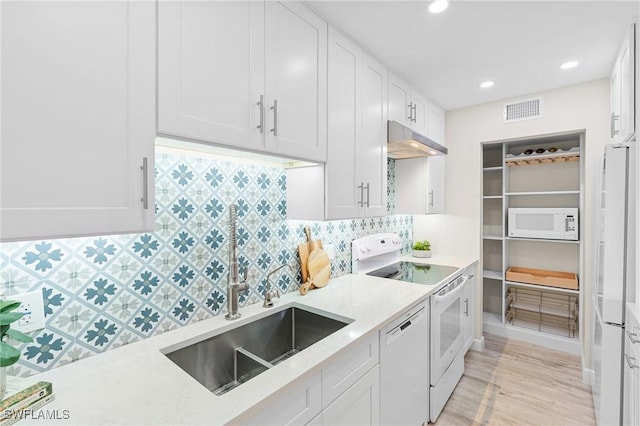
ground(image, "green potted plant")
xmin=0 ymin=299 xmax=33 ymax=400
xmin=412 ymin=240 xmax=432 ymax=258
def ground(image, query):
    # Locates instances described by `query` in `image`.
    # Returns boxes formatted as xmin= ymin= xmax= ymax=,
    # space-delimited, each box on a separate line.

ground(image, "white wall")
xmin=413 ymin=79 xmax=610 ymax=367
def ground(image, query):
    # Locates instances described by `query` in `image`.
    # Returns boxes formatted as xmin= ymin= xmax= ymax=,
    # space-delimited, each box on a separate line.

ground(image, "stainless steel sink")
xmin=165 ymin=306 xmax=351 ymax=395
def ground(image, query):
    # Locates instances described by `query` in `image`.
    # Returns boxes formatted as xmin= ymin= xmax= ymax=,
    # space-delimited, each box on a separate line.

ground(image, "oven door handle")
xmin=433 ymin=275 xmax=470 ymax=304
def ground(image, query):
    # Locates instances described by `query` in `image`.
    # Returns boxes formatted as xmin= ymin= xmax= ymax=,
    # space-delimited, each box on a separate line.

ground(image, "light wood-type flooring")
xmin=435 ymin=333 xmax=595 ymax=426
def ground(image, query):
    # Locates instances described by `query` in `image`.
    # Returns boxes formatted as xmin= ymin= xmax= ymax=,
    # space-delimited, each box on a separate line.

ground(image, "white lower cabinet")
xmin=322 ymin=333 xmax=379 ymax=404
xmin=623 ymin=308 xmax=640 ymax=426
xmin=241 ymin=372 xmax=322 ymax=425
xmin=462 ymin=264 xmax=477 ymax=353
xmin=243 ymin=333 xmax=380 ymax=425
xmin=321 ymin=365 xmax=380 ymax=426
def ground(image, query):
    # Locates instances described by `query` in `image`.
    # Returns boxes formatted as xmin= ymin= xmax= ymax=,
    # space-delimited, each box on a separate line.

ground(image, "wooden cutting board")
xmin=300 ymin=247 xmax=331 ymax=295
xmin=298 ymin=226 xmax=322 ymax=283
xmin=298 ymin=226 xmax=331 ymax=295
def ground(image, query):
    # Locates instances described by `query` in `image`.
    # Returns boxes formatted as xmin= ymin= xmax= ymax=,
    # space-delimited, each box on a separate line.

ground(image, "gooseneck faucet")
xmin=225 ymin=204 xmax=249 ymax=320
xmin=264 ymin=264 xmax=292 ymax=308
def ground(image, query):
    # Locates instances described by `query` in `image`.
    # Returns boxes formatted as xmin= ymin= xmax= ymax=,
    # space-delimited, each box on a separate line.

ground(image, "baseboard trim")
xmin=583 ymin=367 xmax=594 ymax=387
xmin=470 ymin=336 xmax=485 ymax=352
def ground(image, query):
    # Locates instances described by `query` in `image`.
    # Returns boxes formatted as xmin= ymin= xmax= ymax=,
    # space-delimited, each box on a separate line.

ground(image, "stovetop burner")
xmin=367 ymin=261 xmax=459 ymax=286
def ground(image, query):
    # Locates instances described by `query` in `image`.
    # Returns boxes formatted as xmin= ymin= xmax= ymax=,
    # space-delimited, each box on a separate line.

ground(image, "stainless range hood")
xmin=387 ymin=120 xmax=447 ymax=159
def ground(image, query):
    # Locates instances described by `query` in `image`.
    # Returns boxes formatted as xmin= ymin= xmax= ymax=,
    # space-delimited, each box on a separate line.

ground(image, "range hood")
xmin=387 ymin=120 xmax=448 ymax=159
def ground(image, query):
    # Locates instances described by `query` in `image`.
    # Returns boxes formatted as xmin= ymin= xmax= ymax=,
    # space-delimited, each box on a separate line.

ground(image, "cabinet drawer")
xmin=322 ymin=333 xmax=379 ymax=406
xmin=240 ymin=372 xmax=321 ymax=426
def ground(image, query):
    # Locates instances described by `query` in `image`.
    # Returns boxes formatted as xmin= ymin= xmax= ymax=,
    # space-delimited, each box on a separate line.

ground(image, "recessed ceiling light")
xmin=428 ymin=0 xmax=449 ymax=14
xmin=560 ymin=61 xmax=579 ymax=70
xmin=480 ymin=81 xmax=495 ymax=89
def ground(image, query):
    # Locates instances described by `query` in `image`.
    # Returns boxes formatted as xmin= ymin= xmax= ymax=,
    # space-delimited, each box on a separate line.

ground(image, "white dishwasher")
xmin=379 ymin=301 xmax=429 ymax=426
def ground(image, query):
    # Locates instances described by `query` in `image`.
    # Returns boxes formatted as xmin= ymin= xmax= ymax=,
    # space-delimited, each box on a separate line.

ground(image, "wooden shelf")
xmin=504 ymin=190 xmax=579 ymax=196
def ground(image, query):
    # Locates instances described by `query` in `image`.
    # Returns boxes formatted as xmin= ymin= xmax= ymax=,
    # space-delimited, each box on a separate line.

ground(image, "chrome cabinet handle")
xmin=365 ymin=183 xmax=370 ymax=207
xmin=257 ymin=95 xmax=264 ymax=134
xmin=270 ymin=99 xmax=278 ymax=136
xmin=464 ymin=298 xmax=469 ymax=316
xmin=358 ymin=182 xmax=364 ymax=207
xmin=611 ymin=112 xmax=620 ymax=137
xmin=140 ymin=157 xmax=149 ymax=210
xmin=627 ymin=329 xmax=640 ymax=344
xmin=407 ymin=102 xmax=413 ymax=122
xmin=429 ymin=190 xmax=434 ymax=208
xmin=412 ymin=103 xmax=417 ymax=123
xmin=625 ymin=353 xmax=639 ymax=369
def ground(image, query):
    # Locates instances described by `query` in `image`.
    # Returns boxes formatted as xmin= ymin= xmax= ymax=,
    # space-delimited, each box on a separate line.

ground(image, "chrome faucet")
xmin=225 ymin=204 xmax=249 ymax=320
xmin=264 ymin=264 xmax=291 ymax=308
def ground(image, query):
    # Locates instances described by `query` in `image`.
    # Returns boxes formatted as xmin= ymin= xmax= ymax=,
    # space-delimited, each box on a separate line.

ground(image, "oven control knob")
xmin=359 ymin=247 xmax=366 ymax=254
xmin=365 ymin=245 xmax=371 ymax=252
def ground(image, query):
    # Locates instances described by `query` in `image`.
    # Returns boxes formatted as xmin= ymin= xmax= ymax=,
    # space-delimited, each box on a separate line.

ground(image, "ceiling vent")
xmin=503 ymin=97 xmax=543 ymax=123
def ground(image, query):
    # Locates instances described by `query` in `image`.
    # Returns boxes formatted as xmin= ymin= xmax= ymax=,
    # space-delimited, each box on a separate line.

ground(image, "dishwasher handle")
xmin=386 ymin=308 xmax=425 ymax=346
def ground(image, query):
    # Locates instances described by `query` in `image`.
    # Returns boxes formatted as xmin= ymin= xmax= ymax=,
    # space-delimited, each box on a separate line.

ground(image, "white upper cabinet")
xmin=394 ymin=100 xmax=446 ymax=215
xmin=360 ymin=54 xmax=389 ymax=217
xmin=426 ymin=101 xmax=446 ymax=214
xmin=326 ymin=28 xmax=387 ymax=220
xmin=611 ymin=23 xmax=636 ymax=143
xmin=388 ymin=74 xmax=412 ymax=127
xmin=1 ymin=0 xmax=156 ymax=242
xmin=388 ymin=73 xmax=428 ymax=135
xmin=411 ymin=91 xmax=429 ymax=137
xmin=158 ymin=1 xmax=265 ymax=151
xmin=264 ymin=2 xmax=327 ymax=162
xmin=158 ymin=0 xmax=327 ymax=162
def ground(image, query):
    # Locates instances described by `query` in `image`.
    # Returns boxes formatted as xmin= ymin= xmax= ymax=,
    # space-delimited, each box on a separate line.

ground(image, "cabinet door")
xmin=265 ymin=2 xmax=327 ymax=162
xmin=388 ymin=73 xmax=411 ymax=126
xmin=612 ymin=24 xmax=635 ymax=143
xmin=410 ymin=91 xmax=429 ymax=136
xmin=426 ymin=101 xmax=445 ymax=214
xmin=326 ymin=27 xmax=362 ymax=220
xmin=158 ymin=0 xmax=265 ymax=151
xmin=360 ymin=54 xmax=388 ymax=218
xmin=427 ymin=101 xmax=446 ymax=145
xmin=322 ymin=365 xmax=380 ymax=426
xmin=463 ymin=274 xmax=476 ymax=352
xmin=426 ymin=157 xmax=445 ymax=214
xmin=240 ymin=372 xmax=322 ymax=426
xmin=394 ymin=158 xmax=427 ymax=215
xmin=1 ymin=0 xmax=155 ymax=241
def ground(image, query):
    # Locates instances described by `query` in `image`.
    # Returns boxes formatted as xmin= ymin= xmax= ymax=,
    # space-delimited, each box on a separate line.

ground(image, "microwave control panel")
xmin=566 ymin=215 xmax=576 ymax=232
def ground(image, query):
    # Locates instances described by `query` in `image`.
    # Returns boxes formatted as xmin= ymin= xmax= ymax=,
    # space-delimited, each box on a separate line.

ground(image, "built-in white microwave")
xmin=508 ymin=208 xmax=578 ymax=240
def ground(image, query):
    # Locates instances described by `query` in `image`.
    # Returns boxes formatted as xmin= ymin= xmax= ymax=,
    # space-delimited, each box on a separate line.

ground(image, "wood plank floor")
xmin=435 ymin=334 xmax=595 ymax=426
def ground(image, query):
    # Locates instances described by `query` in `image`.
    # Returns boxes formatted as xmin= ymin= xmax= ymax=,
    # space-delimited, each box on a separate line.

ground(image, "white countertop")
xmin=31 ymin=255 xmax=476 ymax=425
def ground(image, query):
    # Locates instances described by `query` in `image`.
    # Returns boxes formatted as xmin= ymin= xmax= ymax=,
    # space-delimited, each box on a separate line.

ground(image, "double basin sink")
xmin=165 ymin=306 xmax=351 ymax=395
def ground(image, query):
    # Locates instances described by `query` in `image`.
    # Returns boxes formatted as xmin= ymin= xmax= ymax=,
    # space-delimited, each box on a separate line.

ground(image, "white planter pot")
xmin=412 ymin=249 xmax=431 ymax=258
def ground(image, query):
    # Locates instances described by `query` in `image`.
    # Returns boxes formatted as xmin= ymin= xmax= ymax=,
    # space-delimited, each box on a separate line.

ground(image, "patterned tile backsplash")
xmin=0 ymin=148 xmax=411 ymax=375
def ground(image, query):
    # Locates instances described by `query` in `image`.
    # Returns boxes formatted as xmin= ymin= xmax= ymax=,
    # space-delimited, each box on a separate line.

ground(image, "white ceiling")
xmin=305 ymin=1 xmax=639 ymax=111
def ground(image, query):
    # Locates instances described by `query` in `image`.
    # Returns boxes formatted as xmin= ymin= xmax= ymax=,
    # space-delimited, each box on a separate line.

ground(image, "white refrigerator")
xmin=592 ymin=142 xmax=637 ymax=426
